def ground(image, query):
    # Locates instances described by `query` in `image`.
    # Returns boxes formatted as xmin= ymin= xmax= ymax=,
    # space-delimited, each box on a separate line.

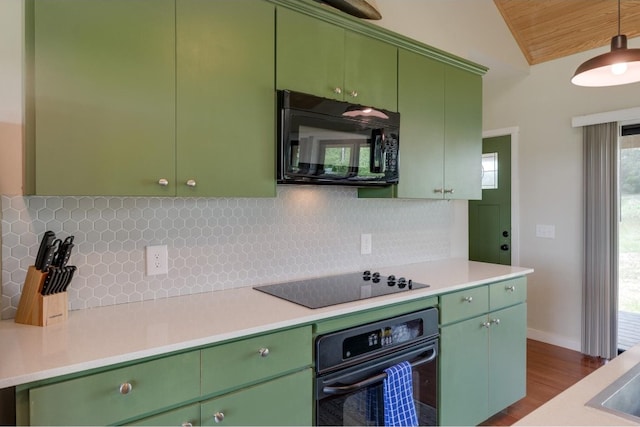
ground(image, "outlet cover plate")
xmin=146 ymin=245 xmax=168 ymax=276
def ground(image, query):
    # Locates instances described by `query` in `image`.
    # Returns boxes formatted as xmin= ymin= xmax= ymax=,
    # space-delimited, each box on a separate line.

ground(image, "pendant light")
xmin=571 ymin=0 xmax=640 ymax=87
xmin=315 ymin=0 xmax=382 ymax=20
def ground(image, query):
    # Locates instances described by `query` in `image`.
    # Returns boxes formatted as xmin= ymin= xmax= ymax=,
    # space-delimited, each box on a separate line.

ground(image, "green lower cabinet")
xmin=200 ymin=369 xmax=313 ymax=426
xmin=127 ymin=404 xmax=200 ymax=426
xmin=439 ymin=314 xmax=490 ymax=426
xmin=488 ymin=304 xmax=527 ymax=415
xmin=439 ymin=302 xmax=527 ymax=426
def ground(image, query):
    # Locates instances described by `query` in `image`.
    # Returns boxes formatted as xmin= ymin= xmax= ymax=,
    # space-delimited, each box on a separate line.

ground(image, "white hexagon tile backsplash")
xmin=0 ymin=186 xmax=452 ymax=319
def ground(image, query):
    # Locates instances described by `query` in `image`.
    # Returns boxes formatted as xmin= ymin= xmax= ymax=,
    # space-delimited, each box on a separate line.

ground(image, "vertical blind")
xmin=582 ymin=121 xmax=618 ymax=359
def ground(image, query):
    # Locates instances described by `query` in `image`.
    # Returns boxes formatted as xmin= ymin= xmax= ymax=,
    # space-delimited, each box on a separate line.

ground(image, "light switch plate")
xmin=361 ymin=233 xmax=372 ymax=255
xmin=536 ymin=224 xmax=556 ymax=239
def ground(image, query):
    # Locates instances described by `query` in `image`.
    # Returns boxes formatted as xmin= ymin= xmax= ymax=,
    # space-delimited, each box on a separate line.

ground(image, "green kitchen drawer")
xmin=201 ymin=326 xmax=311 ymax=396
xmin=29 ymin=351 xmax=200 ymax=426
xmin=440 ymin=286 xmax=489 ymax=325
xmin=128 ymin=403 xmax=200 ymax=426
xmin=200 ymin=369 xmax=312 ymax=426
xmin=489 ymin=277 xmax=527 ymax=311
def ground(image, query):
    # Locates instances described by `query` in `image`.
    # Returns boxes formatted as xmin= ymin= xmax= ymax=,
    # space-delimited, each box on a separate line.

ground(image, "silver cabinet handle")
xmin=186 ymin=179 xmax=197 ymax=187
xmin=182 ymin=423 xmax=193 ymax=427
xmin=444 ymin=188 xmax=454 ymax=194
xmin=490 ymin=318 xmax=501 ymax=326
xmin=462 ymin=296 xmax=473 ymax=303
xmin=119 ymin=382 xmax=133 ymax=395
xmin=348 ymin=90 xmax=358 ymax=97
xmin=333 ymin=87 xmax=342 ymax=94
xmin=258 ymin=347 xmax=270 ymax=358
xmin=433 ymin=188 xmax=444 ymax=194
xmin=158 ymin=178 xmax=169 ymax=187
xmin=214 ymin=412 xmax=225 ymax=423
xmin=482 ymin=321 xmax=491 ymax=328
xmin=506 ymin=285 xmax=516 ymax=292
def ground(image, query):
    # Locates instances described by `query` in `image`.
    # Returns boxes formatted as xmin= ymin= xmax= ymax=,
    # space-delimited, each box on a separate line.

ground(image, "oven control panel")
xmin=315 ymin=307 xmax=439 ymax=374
xmin=342 ymin=318 xmax=423 ymax=360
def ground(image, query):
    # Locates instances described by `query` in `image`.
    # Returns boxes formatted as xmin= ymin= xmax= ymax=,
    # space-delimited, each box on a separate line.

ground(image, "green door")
xmin=176 ymin=0 xmax=276 ymax=197
xmin=469 ymin=135 xmax=512 ymax=264
xmin=33 ymin=0 xmax=176 ymax=196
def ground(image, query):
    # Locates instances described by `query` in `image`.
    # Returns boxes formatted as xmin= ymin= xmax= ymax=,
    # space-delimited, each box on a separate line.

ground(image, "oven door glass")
xmin=316 ymin=348 xmax=437 ymax=426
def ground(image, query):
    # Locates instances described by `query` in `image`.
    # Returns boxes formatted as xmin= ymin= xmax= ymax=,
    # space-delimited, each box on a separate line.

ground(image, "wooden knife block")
xmin=15 ymin=266 xmax=68 ymax=327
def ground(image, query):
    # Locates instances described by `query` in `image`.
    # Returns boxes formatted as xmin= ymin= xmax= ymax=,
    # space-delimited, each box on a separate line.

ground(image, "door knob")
xmin=502 ymin=230 xmax=510 ymax=237
xmin=501 ymin=244 xmax=510 ymax=251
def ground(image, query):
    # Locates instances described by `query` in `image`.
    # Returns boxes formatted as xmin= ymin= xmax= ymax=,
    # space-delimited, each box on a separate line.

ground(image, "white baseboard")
xmin=527 ymin=328 xmax=581 ymax=352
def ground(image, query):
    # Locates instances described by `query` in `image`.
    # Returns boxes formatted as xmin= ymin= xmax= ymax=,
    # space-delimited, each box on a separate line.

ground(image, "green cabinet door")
xmin=276 ymin=7 xmax=345 ymax=100
xmin=200 ymin=369 xmax=313 ymax=426
xmin=176 ymin=0 xmax=276 ymax=197
xmin=439 ymin=315 xmax=489 ymax=426
xmin=443 ymin=65 xmax=483 ymax=200
xmin=488 ymin=304 xmax=527 ymax=415
xmin=343 ymin=31 xmax=398 ymax=111
xmin=33 ymin=0 xmax=176 ymax=196
xmin=276 ymin=7 xmax=397 ymax=111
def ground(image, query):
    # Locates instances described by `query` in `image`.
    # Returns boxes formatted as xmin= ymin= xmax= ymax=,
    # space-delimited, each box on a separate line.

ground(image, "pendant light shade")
xmin=572 ymin=1 xmax=640 ymax=87
xmin=316 ymin=0 xmax=382 ymax=20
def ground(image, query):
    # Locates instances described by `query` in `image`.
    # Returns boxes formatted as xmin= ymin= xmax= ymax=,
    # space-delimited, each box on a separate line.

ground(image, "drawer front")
xmin=201 ymin=369 xmax=312 ymax=426
xmin=201 ymin=326 xmax=311 ymax=396
xmin=128 ymin=403 xmax=200 ymax=426
xmin=489 ymin=277 xmax=527 ymax=311
xmin=29 ymin=351 xmax=200 ymax=426
xmin=440 ymin=286 xmax=489 ymax=325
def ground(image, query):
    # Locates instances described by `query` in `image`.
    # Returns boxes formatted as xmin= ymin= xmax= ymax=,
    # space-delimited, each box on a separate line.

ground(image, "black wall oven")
xmin=277 ymin=90 xmax=400 ymax=187
xmin=315 ymin=308 xmax=439 ymax=426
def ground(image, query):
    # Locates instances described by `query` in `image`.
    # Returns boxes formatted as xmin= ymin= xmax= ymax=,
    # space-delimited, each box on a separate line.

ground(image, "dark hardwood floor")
xmin=480 ymin=339 xmax=607 ymax=426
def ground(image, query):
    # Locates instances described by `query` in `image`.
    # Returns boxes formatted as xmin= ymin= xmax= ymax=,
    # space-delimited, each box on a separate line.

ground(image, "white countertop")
xmin=0 ymin=258 xmax=532 ymax=389
xmin=516 ymin=343 xmax=640 ymax=426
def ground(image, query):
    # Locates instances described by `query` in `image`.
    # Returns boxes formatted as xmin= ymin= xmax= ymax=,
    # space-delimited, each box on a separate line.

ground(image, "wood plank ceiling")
xmin=494 ymin=0 xmax=640 ymax=65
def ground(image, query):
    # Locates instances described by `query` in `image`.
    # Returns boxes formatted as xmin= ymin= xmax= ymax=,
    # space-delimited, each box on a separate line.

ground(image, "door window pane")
xmin=482 ymin=152 xmax=498 ymax=189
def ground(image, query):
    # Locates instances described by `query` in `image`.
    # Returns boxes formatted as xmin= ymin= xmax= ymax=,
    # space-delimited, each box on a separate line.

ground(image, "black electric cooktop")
xmin=254 ymin=270 xmax=429 ymax=309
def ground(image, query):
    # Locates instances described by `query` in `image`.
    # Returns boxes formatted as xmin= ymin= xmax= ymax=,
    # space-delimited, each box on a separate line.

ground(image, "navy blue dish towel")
xmin=383 ymin=361 xmax=418 ymax=427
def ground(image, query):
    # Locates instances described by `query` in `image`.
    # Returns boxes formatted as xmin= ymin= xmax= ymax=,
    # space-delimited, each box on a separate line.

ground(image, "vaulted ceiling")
xmin=493 ymin=0 xmax=640 ymax=65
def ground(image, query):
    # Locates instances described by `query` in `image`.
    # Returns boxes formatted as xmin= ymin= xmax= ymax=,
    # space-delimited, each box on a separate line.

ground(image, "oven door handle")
xmin=322 ymin=345 xmax=437 ymax=396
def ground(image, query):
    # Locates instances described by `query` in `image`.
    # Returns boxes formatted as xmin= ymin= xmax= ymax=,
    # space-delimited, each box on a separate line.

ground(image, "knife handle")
xmin=35 ymin=231 xmax=56 ymax=271
xmin=42 ymin=239 xmax=61 ymax=271
xmin=54 ymin=236 xmax=74 ymax=268
xmin=41 ymin=267 xmax=56 ymax=295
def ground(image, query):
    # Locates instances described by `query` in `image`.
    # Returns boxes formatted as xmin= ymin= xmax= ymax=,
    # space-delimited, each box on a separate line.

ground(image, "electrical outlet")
xmin=146 ymin=245 xmax=168 ymax=276
xmin=361 ymin=233 xmax=372 ymax=255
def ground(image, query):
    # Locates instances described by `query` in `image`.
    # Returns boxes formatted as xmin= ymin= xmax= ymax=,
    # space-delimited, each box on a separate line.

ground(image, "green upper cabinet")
xmin=443 ymin=65 xmax=483 ymax=200
xmin=32 ymin=0 xmax=176 ymax=196
xmin=276 ymin=7 xmax=397 ymax=111
xmin=358 ymin=51 xmax=481 ymax=200
xmin=176 ymin=0 xmax=275 ymax=197
xmin=29 ymin=0 xmax=275 ymax=197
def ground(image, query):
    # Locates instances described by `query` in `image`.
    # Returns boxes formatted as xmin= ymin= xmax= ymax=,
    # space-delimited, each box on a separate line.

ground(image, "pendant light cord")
xmin=618 ymin=0 xmax=621 ymax=36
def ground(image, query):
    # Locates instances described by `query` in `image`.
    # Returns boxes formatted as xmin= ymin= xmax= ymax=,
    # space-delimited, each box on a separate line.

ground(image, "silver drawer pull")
xmin=186 ymin=179 xmax=197 ymax=187
xmin=258 ymin=347 xmax=270 ymax=358
xmin=158 ymin=178 xmax=169 ymax=187
xmin=443 ymin=188 xmax=454 ymax=194
xmin=506 ymin=285 xmax=516 ymax=292
xmin=433 ymin=188 xmax=444 ymax=194
xmin=482 ymin=321 xmax=491 ymax=329
xmin=348 ymin=90 xmax=358 ymax=97
xmin=490 ymin=318 xmax=501 ymax=326
xmin=462 ymin=296 xmax=473 ymax=303
xmin=182 ymin=423 xmax=193 ymax=427
xmin=214 ymin=412 xmax=225 ymax=423
xmin=333 ymin=87 xmax=342 ymax=94
xmin=119 ymin=382 xmax=133 ymax=395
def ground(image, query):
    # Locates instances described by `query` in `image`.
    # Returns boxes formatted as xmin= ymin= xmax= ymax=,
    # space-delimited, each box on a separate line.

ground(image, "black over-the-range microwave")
xmin=277 ymin=90 xmax=400 ymax=186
